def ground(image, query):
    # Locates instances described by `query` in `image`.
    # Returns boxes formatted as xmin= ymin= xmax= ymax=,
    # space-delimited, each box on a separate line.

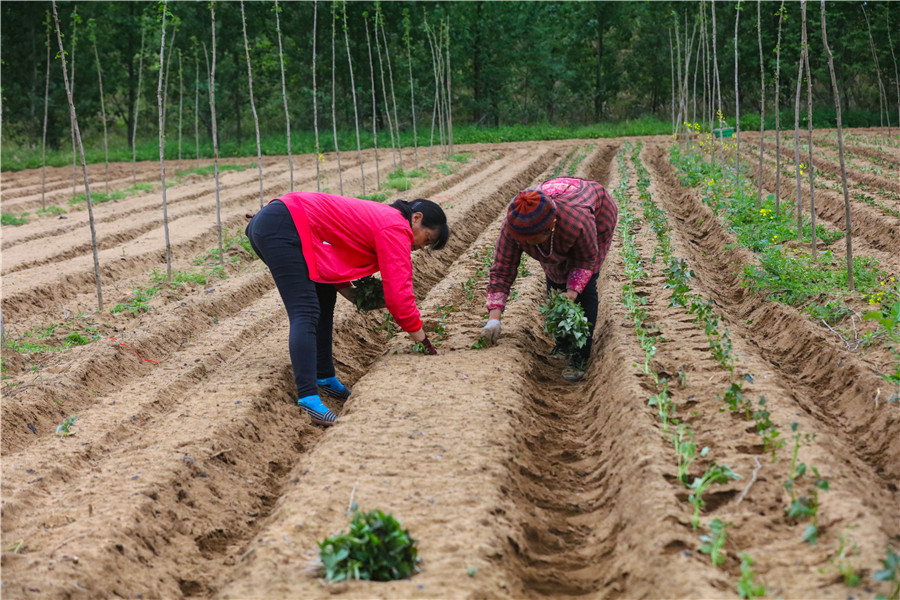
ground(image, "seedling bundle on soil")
xmin=540 ymin=292 xmax=591 ymax=350
xmin=317 ymin=508 xmax=419 ymax=583
xmin=352 ymin=276 xmax=386 ymax=312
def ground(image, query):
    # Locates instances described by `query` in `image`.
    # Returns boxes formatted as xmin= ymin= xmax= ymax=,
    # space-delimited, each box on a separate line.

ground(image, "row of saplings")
xmin=316 ymin=280 xmax=588 ymax=582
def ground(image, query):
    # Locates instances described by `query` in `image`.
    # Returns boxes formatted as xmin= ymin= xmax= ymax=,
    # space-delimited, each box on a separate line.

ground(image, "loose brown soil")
xmin=2 ymin=132 xmax=898 ymax=599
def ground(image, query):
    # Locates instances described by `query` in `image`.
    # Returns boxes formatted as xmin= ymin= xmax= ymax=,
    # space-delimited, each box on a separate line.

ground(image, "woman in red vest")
xmin=246 ymin=192 xmax=450 ymax=426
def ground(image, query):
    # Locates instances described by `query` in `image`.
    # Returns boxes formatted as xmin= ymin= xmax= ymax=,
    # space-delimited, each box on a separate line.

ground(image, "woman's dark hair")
xmin=391 ymin=198 xmax=450 ymax=250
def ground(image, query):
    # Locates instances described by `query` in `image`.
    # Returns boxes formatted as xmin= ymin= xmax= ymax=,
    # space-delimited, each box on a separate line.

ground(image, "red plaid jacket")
xmin=486 ymin=177 xmax=617 ymax=312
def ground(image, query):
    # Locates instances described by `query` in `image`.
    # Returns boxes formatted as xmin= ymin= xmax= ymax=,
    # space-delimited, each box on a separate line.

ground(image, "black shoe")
xmin=549 ymin=343 xmax=571 ymax=361
xmin=562 ymin=356 xmax=587 ymax=382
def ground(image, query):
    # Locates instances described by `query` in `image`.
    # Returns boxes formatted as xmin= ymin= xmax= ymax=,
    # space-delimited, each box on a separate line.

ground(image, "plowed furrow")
xmin=0 ymin=144 xmax=562 ymax=600
xmin=637 ymin=143 xmax=898 ymax=593
xmin=647 ymin=143 xmax=900 ymax=484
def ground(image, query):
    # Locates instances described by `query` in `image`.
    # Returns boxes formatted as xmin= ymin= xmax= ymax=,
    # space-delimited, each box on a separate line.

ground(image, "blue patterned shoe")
xmin=317 ymin=376 xmax=352 ymax=399
xmin=298 ymin=395 xmax=338 ymax=426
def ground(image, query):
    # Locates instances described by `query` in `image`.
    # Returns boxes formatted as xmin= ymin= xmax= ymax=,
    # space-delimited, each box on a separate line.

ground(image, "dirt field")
xmin=2 ymin=132 xmax=899 ymax=599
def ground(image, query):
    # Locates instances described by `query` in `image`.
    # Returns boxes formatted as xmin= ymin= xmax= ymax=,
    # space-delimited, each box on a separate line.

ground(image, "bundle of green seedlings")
xmin=318 ymin=507 xmax=420 ymax=582
xmin=352 ymin=276 xmax=386 ymax=312
xmin=540 ymin=291 xmax=591 ymax=350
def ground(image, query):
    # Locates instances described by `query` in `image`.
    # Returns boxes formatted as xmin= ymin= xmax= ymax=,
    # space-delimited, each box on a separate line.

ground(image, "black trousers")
xmin=245 ymin=200 xmax=337 ymax=398
xmin=546 ymin=272 xmax=599 ymax=362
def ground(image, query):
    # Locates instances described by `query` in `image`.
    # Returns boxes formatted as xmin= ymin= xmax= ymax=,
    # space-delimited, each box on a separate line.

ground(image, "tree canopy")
xmin=2 ymin=1 xmax=897 ymax=160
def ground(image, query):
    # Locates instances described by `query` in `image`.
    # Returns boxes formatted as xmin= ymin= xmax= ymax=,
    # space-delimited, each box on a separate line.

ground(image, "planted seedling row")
xmin=615 ymin=144 xmax=745 ymax=552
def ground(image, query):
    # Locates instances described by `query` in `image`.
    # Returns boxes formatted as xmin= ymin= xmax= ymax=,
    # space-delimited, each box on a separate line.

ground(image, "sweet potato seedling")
xmin=56 ymin=414 xmax=77 ymax=437
xmin=737 ymin=552 xmax=766 ymax=599
xmin=699 ymin=518 xmax=731 ymax=566
xmin=318 ymin=508 xmax=419 ymax=582
xmin=688 ymin=463 xmax=741 ymax=528
xmin=540 ymin=292 xmax=591 ymax=350
xmin=352 ymin=276 xmax=386 ymax=312
xmin=874 ymin=546 xmax=899 ymax=600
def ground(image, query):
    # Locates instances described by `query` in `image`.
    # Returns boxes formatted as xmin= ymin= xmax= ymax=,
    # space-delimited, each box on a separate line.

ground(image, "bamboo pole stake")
xmin=313 ymin=0 xmax=321 ymax=191
xmin=41 ymin=14 xmax=50 ymax=210
xmin=756 ymin=0 xmax=765 ymax=205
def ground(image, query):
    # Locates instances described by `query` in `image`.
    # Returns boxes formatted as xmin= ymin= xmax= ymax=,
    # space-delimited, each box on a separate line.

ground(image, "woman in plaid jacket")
xmin=481 ymin=177 xmax=618 ymax=381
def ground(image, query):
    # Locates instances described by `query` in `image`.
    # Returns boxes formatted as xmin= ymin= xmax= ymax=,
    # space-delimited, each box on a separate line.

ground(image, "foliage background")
xmin=1 ymin=1 xmax=898 ymax=170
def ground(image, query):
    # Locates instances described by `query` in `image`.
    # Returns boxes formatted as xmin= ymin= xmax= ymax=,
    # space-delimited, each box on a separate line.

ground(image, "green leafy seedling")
xmin=688 ymin=463 xmax=741 ymax=528
xmin=699 ymin=518 xmax=731 ymax=567
xmin=352 ymin=276 xmax=386 ymax=312
xmin=56 ymin=414 xmax=78 ymax=437
xmin=318 ymin=508 xmax=420 ymax=582
xmin=540 ymin=291 xmax=591 ymax=350
xmin=471 ymin=336 xmax=489 ymax=350
xmin=737 ymin=552 xmax=766 ymax=599
xmin=874 ymin=546 xmax=899 ymax=600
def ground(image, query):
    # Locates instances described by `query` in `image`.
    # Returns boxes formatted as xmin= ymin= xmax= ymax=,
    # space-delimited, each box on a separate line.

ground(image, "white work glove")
xmin=481 ymin=319 xmax=502 ymax=346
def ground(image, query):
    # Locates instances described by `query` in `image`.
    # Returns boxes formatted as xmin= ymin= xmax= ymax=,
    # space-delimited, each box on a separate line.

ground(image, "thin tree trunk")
xmin=820 ymin=0 xmax=854 ymax=289
xmin=670 ymin=29 xmax=676 ymax=135
xmin=313 ymin=0 xmax=321 ymax=191
xmin=342 ymin=0 xmax=365 ymax=194
xmin=404 ymin=9 xmax=418 ymax=168
xmin=132 ymin=24 xmax=146 ymax=185
xmin=52 ymin=0 xmax=102 ymax=311
xmin=194 ymin=50 xmax=200 ymax=160
xmin=756 ymin=0 xmax=765 ymax=205
xmin=207 ymin=6 xmax=223 ymax=270
xmin=331 ymin=1 xmax=343 ymax=195
xmin=794 ymin=53 xmax=804 ymax=241
xmin=240 ymin=0 xmax=264 ymax=209
xmin=862 ymin=3 xmax=890 ymax=130
xmin=734 ymin=0 xmax=740 ymax=191
xmin=275 ymin=0 xmax=294 ymax=191
xmin=365 ymin=18 xmax=381 ymax=189
xmin=41 ymin=22 xmax=50 ymax=210
xmin=886 ymin=7 xmax=900 ymax=130
xmin=710 ymin=0 xmax=723 ymax=163
xmin=444 ymin=18 xmax=454 ymax=156
xmin=375 ymin=10 xmax=396 ymax=169
xmin=161 ymin=27 xmax=176 ymax=127
xmin=425 ymin=21 xmax=442 ymax=161
xmin=692 ymin=19 xmax=701 ymax=129
xmin=380 ymin=14 xmax=403 ymax=169
xmin=177 ymin=50 xmax=183 ymax=171
xmin=92 ymin=36 xmax=110 ymax=195
xmin=69 ymin=5 xmax=78 ymax=199
xmin=674 ymin=23 xmax=682 ymax=139
xmin=802 ymin=0 xmax=816 ymax=259
xmin=157 ymin=1 xmax=172 ymax=280
xmin=774 ymin=0 xmax=785 ymax=216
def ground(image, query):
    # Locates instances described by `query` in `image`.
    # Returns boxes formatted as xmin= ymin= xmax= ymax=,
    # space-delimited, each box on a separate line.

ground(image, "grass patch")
xmin=174 ymin=163 xmax=250 ymax=177
xmin=36 ymin=205 xmax=67 ymax=216
xmin=359 ymin=191 xmax=391 ymax=203
xmin=110 ymin=286 xmax=160 ymax=314
xmin=382 ymin=167 xmax=428 ymax=192
xmin=2 ymin=212 xmax=29 ymax=226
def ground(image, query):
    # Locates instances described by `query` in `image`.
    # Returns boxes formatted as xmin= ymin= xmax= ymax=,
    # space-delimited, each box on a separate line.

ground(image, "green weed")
xmin=110 ymin=287 xmax=160 ymax=314
xmin=874 ymin=546 xmax=899 ymax=600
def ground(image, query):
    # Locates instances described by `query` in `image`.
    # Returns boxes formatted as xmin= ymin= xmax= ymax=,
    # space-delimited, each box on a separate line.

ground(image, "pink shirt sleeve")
xmin=374 ymin=225 xmax=423 ymax=332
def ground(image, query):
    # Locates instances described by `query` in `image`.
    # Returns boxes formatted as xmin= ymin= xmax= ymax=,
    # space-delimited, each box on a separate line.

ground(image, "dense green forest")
xmin=1 ymin=1 xmax=898 ymax=170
